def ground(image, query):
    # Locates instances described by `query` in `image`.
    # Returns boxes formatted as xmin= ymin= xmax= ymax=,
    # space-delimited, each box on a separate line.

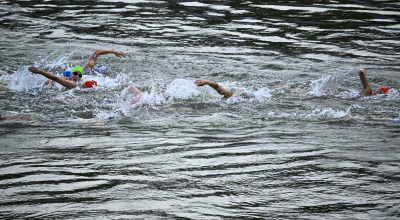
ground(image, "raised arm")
xmin=194 ymin=79 xmax=233 ymax=99
xmin=28 ymin=66 xmax=78 ymax=90
xmin=83 ymin=49 xmax=126 ymax=72
xmin=358 ymin=69 xmax=372 ymax=96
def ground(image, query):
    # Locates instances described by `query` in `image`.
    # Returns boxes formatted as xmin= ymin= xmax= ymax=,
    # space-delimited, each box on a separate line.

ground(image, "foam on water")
xmin=267 ymin=106 xmax=351 ymax=121
xmin=225 ymin=87 xmax=272 ymax=105
xmin=254 ymin=87 xmax=272 ymax=102
xmin=131 ymin=90 xmax=165 ymax=109
xmin=304 ymin=106 xmax=351 ymax=120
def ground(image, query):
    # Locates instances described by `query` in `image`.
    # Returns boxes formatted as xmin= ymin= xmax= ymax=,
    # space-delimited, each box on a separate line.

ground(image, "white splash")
xmin=165 ymin=79 xmax=200 ymax=100
xmin=41 ymin=51 xmax=76 ymax=72
xmin=254 ymin=87 xmax=272 ymax=102
xmin=309 ymin=67 xmax=360 ymax=97
xmin=227 ymin=87 xmax=272 ymax=104
xmin=133 ymin=90 xmax=165 ymax=108
xmin=8 ymin=66 xmax=60 ymax=92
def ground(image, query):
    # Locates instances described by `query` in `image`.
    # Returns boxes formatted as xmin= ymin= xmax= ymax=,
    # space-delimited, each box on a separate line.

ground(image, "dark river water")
xmin=1 ymin=0 xmax=400 ymax=219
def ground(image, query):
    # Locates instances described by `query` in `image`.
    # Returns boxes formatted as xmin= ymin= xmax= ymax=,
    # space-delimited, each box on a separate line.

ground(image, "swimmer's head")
xmin=375 ymin=87 xmax=389 ymax=94
xmin=71 ymin=66 xmax=83 ymax=74
xmin=84 ymin=80 xmax=97 ymax=88
xmin=69 ymin=66 xmax=83 ymax=82
xmin=240 ymin=91 xmax=255 ymax=98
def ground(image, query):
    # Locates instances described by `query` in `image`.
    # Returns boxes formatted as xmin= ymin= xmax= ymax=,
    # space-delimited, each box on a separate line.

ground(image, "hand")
xmin=359 ymin=68 xmax=366 ymax=77
xmin=194 ymin=79 xmax=206 ymax=86
xmin=28 ymin=66 xmax=41 ymax=74
xmin=114 ymin=50 xmax=126 ymax=58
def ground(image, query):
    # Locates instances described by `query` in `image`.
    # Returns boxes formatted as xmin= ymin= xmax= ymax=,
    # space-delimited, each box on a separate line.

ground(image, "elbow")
xmin=225 ymin=90 xmax=233 ymax=98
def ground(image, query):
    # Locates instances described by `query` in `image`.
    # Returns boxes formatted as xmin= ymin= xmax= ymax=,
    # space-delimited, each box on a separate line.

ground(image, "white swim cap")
xmin=94 ymin=65 xmax=107 ymax=74
xmin=244 ymin=90 xmax=255 ymax=98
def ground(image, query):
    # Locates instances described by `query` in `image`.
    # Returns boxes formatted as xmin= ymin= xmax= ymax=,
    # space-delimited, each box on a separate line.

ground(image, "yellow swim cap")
xmin=71 ymin=66 xmax=83 ymax=74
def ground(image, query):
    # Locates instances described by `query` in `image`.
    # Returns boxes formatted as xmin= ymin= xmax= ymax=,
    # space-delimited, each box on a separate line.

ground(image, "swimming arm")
xmin=83 ymin=49 xmax=126 ymax=71
xmin=194 ymin=79 xmax=233 ymax=99
xmin=28 ymin=66 xmax=78 ymax=89
xmin=127 ymin=85 xmax=142 ymax=95
xmin=358 ymin=69 xmax=372 ymax=96
xmin=1 ymin=114 xmax=17 ymax=120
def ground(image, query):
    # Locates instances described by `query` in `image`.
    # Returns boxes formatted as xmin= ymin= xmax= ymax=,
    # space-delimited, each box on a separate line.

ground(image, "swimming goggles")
xmin=72 ymin=71 xmax=82 ymax=78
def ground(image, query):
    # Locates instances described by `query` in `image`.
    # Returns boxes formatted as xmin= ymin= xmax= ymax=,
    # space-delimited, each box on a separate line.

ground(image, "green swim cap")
xmin=71 ymin=66 xmax=83 ymax=74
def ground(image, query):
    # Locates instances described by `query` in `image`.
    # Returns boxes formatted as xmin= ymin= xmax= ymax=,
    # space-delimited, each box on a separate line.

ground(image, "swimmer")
xmin=194 ymin=79 xmax=255 ymax=99
xmin=359 ymin=69 xmax=389 ymax=96
xmin=28 ymin=49 xmax=126 ymax=90
xmin=75 ymin=85 xmax=143 ymax=122
xmin=120 ymin=85 xmax=143 ymax=106
xmin=0 ymin=114 xmax=8 ymax=120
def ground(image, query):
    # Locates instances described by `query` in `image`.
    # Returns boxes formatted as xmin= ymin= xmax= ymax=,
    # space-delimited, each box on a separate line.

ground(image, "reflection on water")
xmin=1 ymin=0 xmax=400 ymax=219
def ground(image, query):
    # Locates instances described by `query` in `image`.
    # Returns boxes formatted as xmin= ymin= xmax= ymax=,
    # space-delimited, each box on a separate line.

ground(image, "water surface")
xmin=1 ymin=0 xmax=400 ymax=219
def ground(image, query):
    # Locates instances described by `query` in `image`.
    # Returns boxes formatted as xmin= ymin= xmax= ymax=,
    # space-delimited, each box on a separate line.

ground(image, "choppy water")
xmin=1 ymin=0 xmax=400 ymax=219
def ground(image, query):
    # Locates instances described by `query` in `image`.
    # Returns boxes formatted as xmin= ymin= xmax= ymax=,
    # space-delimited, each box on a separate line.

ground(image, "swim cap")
xmin=84 ymin=80 xmax=97 ymax=88
xmin=94 ymin=65 xmax=107 ymax=74
xmin=380 ymin=87 xmax=389 ymax=93
xmin=63 ymin=70 xmax=71 ymax=77
xmin=71 ymin=66 xmax=83 ymax=74
xmin=244 ymin=90 xmax=255 ymax=98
